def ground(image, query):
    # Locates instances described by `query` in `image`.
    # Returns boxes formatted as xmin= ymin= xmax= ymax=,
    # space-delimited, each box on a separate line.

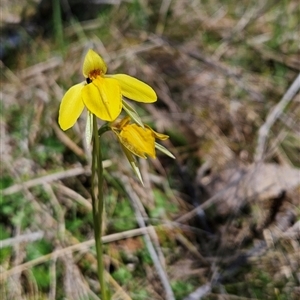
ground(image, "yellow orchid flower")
xmin=58 ymin=49 xmax=157 ymax=131
xmin=111 ymin=116 xmax=174 ymax=183
xmin=112 ymin=116 xmax=171 ymax=159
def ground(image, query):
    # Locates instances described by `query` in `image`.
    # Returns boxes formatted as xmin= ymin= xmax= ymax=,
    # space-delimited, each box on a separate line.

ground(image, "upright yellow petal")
xmin=82 ymin=49 xmax=107 ymax=78
xmin=82 ymin=77 xmax=122 ymax=121
xmin=58 ymin=82 xmax=85 ymax=130
xmin=109 ymin=74 xmax=157 ymax=103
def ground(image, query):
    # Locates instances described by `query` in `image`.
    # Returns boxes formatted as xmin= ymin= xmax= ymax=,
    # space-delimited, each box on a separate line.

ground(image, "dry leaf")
xmin=201 ymin=163 xmax=300 ymax=216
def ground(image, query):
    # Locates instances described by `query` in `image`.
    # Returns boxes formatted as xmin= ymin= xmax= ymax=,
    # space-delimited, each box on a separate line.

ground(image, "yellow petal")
xmin=58 ymin=82 xmax=85 ymax=130
xmin=145 ymin=125 xmax=169 ymax=140
xmin=120 ymin=124 xmax=156 ymax=158
xmin=109 ymin=74 xmax=157 ymax=103
xmin=82 ymin=49 xmax=107 ymax=78
xmin=82 ymin=77 xmax=122 ymax=121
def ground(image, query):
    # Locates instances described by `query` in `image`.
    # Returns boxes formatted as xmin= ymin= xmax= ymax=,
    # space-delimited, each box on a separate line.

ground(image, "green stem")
xmin=52 ymin=0 xmax=64 ymax=50
xmin=91 ymin=115 xmax=107 ymax=299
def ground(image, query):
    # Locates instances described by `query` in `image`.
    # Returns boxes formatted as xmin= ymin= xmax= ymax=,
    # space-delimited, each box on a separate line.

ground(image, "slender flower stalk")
xmin=91 ymin=115 xmax=107 ymax=299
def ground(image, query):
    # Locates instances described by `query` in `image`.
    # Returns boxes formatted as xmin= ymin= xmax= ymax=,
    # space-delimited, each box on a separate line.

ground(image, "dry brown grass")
xmin=1 ymin=0 xmax=299 ymax=299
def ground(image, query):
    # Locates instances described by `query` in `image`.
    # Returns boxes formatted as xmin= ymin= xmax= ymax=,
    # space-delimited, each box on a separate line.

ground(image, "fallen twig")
xmin=183 ymin=283 xmax=211 ymax=300
xmin=51 ymin=122 xmax=86 ymax=157
xmin=119 ymin=174 xmax=175 ymax=300
xmin=255 ymin=73 xmax=300 ymax=162
xmin=0 ymin=231 xmax=44 ymax=249
xmin=54 ymin=183 xmax=93 ymax=210
xmin=2 ymin=166 xmax=89 ymax=195
xmin=0 ymin=227 xmax=150 ymax=281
